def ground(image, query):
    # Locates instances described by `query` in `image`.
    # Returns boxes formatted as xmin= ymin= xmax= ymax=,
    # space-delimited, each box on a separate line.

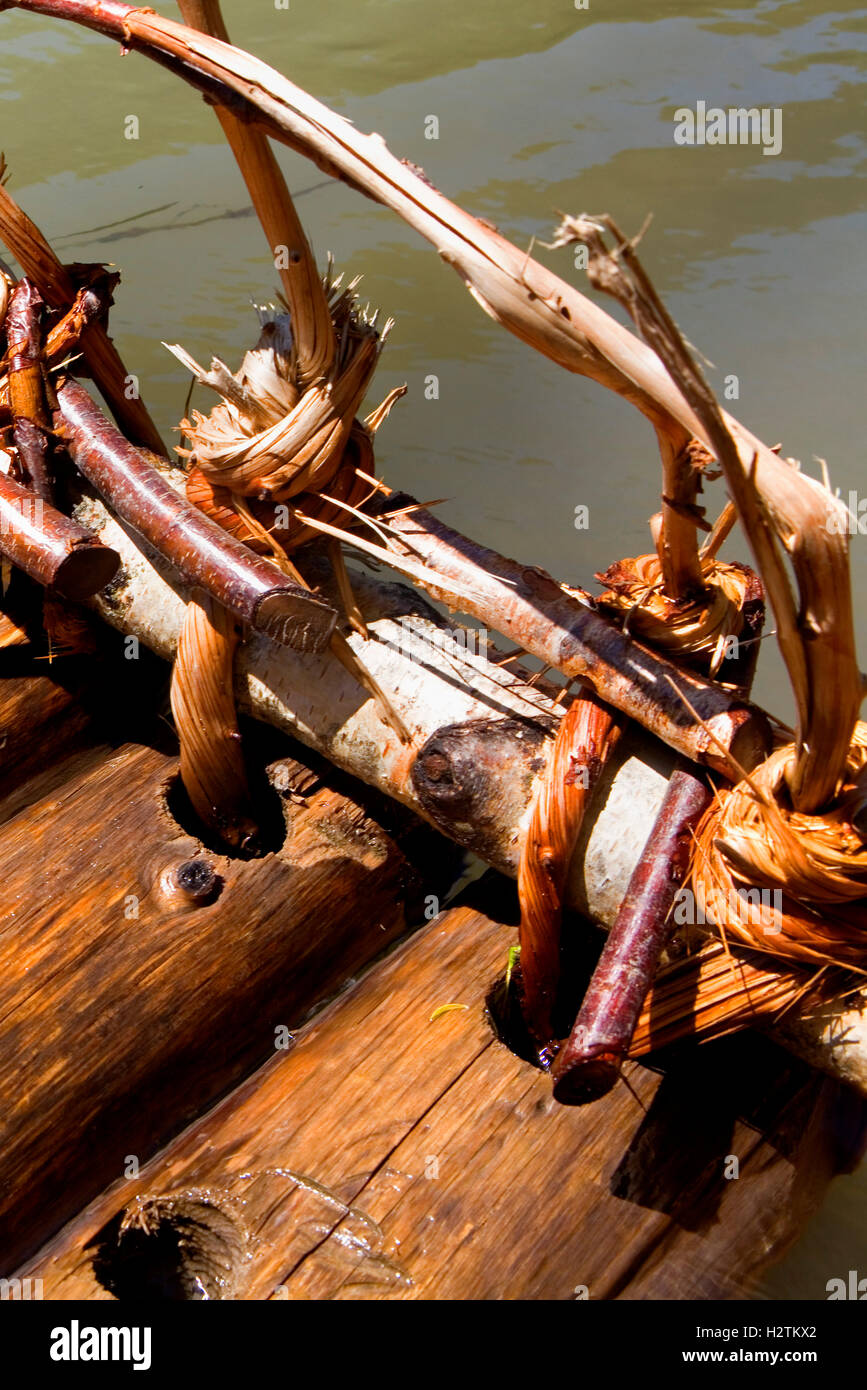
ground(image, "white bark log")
xmin=73 ymin=479 xmax=867 ymax=1096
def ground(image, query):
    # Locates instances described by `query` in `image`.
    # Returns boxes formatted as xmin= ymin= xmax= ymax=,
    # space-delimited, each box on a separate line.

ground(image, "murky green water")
xmin=1 ymin=0 xmax=865 ymax=1298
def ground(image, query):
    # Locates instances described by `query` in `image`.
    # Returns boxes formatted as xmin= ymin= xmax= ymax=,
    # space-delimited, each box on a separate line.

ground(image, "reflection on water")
xmin=1 ymin=0 xmax=865 ymax=1298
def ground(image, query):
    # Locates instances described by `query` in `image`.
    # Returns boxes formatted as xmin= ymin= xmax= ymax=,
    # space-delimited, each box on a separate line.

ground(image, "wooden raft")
xmin=20 ymin=875 xmax=867 ymax=1301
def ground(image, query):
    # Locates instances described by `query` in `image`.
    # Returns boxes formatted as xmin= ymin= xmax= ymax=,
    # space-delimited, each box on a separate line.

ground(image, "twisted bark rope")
xmin=595 ymin=550 xmax=756 ymax=680
xmin=170 ymin=295 xmax=413 ymax=755
xmin=169 ymin=590 xmax=260 ymax=853
xmin=627 ymin=941 xmax=839 ymax=1059
xmin=162 ymin=0 xmax=416 ymax=829
xmin=689 ymin=730 xmax=867 ymax=969
xmin=176 ymin=0 xmax=335 ymax=388
xmin=516 ymin=692 xmax=622 ymax=1051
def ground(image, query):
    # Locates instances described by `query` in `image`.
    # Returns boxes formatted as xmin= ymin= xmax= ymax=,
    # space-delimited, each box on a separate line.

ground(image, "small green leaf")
xmin=505 ymin=944 xmax=521 ymax=991
xmin=429 ymin=1003 xmax=469 ymax=1023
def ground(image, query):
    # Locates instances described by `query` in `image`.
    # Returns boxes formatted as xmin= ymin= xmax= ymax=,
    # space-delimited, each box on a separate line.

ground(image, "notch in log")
xmin=54 ymin=378 xmax=338 ymax=652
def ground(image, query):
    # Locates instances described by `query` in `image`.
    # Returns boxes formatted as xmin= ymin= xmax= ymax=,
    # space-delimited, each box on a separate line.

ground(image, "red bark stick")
xmin=5 ymin=278 xmax=52 ymax=500
xmin=551 ymin=765 xmax=711 ymax=1104
xmin=385 ymin=495 xmax=770 ymax=778
xmin=0 ymin=469 xmax=119 ymax=599
xmin=54 ymin=378 xmax=338 ymax=652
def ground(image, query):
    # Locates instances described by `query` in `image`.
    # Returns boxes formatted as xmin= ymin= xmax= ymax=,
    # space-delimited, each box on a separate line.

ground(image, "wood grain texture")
xmin=24 ymin=880 xmax=866 ymax=1301
xmin=0 ymin=734 xmax=446 ymax=1274
xmin=0 ymin=660 xmax=98 ymax=806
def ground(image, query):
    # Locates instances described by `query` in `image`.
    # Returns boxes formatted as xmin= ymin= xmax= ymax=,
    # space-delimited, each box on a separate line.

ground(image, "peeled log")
xmin=72 ymin=480 xmax=867 ymax=1095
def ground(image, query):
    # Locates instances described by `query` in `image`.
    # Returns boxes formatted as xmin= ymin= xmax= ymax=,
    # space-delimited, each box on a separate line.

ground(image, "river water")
xmin=1 ymin=0 xmax=865 ymax=1298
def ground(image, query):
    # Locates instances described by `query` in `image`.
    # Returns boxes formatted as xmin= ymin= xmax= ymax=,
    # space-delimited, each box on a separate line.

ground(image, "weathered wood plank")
xmin=25 ymin=880 xmax=865 ymax=1300
xmin=0 ymin=733 xmax=452 ymax=1274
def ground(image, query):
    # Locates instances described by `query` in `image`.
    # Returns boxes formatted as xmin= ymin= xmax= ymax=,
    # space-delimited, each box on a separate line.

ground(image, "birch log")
xmin=71 ymin=481 xmax=867 ymax=1094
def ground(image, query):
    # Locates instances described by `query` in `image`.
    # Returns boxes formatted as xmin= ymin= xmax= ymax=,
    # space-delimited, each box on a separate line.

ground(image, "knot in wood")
xmin=173 ymin=858 xmax=220 ymax=905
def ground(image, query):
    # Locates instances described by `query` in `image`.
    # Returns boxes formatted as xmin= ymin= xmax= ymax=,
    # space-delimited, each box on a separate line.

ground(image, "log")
xmin=0 ymin=724 xmax=455 ymax=1273
xmin=0 ymin=660 xmax=100 ymax=806
xmin=70 ymin=481 xmax=867 ymax=1094
xmin=20 ymin=882 xmax=866 ymax=1300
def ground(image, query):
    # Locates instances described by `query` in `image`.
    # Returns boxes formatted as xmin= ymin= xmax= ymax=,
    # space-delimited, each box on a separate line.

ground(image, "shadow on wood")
xmin=22 ymin=877 xmax=867 ymax=1300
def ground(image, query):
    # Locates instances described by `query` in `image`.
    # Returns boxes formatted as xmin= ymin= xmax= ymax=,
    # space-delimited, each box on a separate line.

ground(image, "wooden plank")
xmin=25 ymin=879 xmax=865 ymax=1300
xmin=0 ymin=659 xmax=94 ymax=803
xmin=0 ymin=734 xmax=452 ymax=1274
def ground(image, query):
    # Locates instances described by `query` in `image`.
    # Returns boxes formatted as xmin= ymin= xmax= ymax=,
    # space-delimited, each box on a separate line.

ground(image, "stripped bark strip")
xmin=627 ymin=941 xmax=837 ymax=1057
xmin=551 ymin=765 xmax=711 ymax=1104
xmin=517 ymin=692 xmax=621 ymax=1050
xmin=42 ymin=275 xmax=117 ymax=369
xmin=0 ymin=1 xmax=659 ymax=413
xmin=653 ymin=423 xmax=704 ymax=599
xmin=2 ymin=1 xmax=828 ymax=561
xmin=176 ymin=0 xmax=335 ymax=386
xmin=0 ymin=171 xmax=166 ymax=456
xmin=170 ymin=590 xmax=260 ymax=852
xmin=0 ymin=469 xmax=119 ymax=598
xmin=382 ymin=492 xmax=770 ymax=778
xmin=6 ymin=278 xmax=52 ymax=499
xmin=54 ymin=377 xmax=338 ymax=652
